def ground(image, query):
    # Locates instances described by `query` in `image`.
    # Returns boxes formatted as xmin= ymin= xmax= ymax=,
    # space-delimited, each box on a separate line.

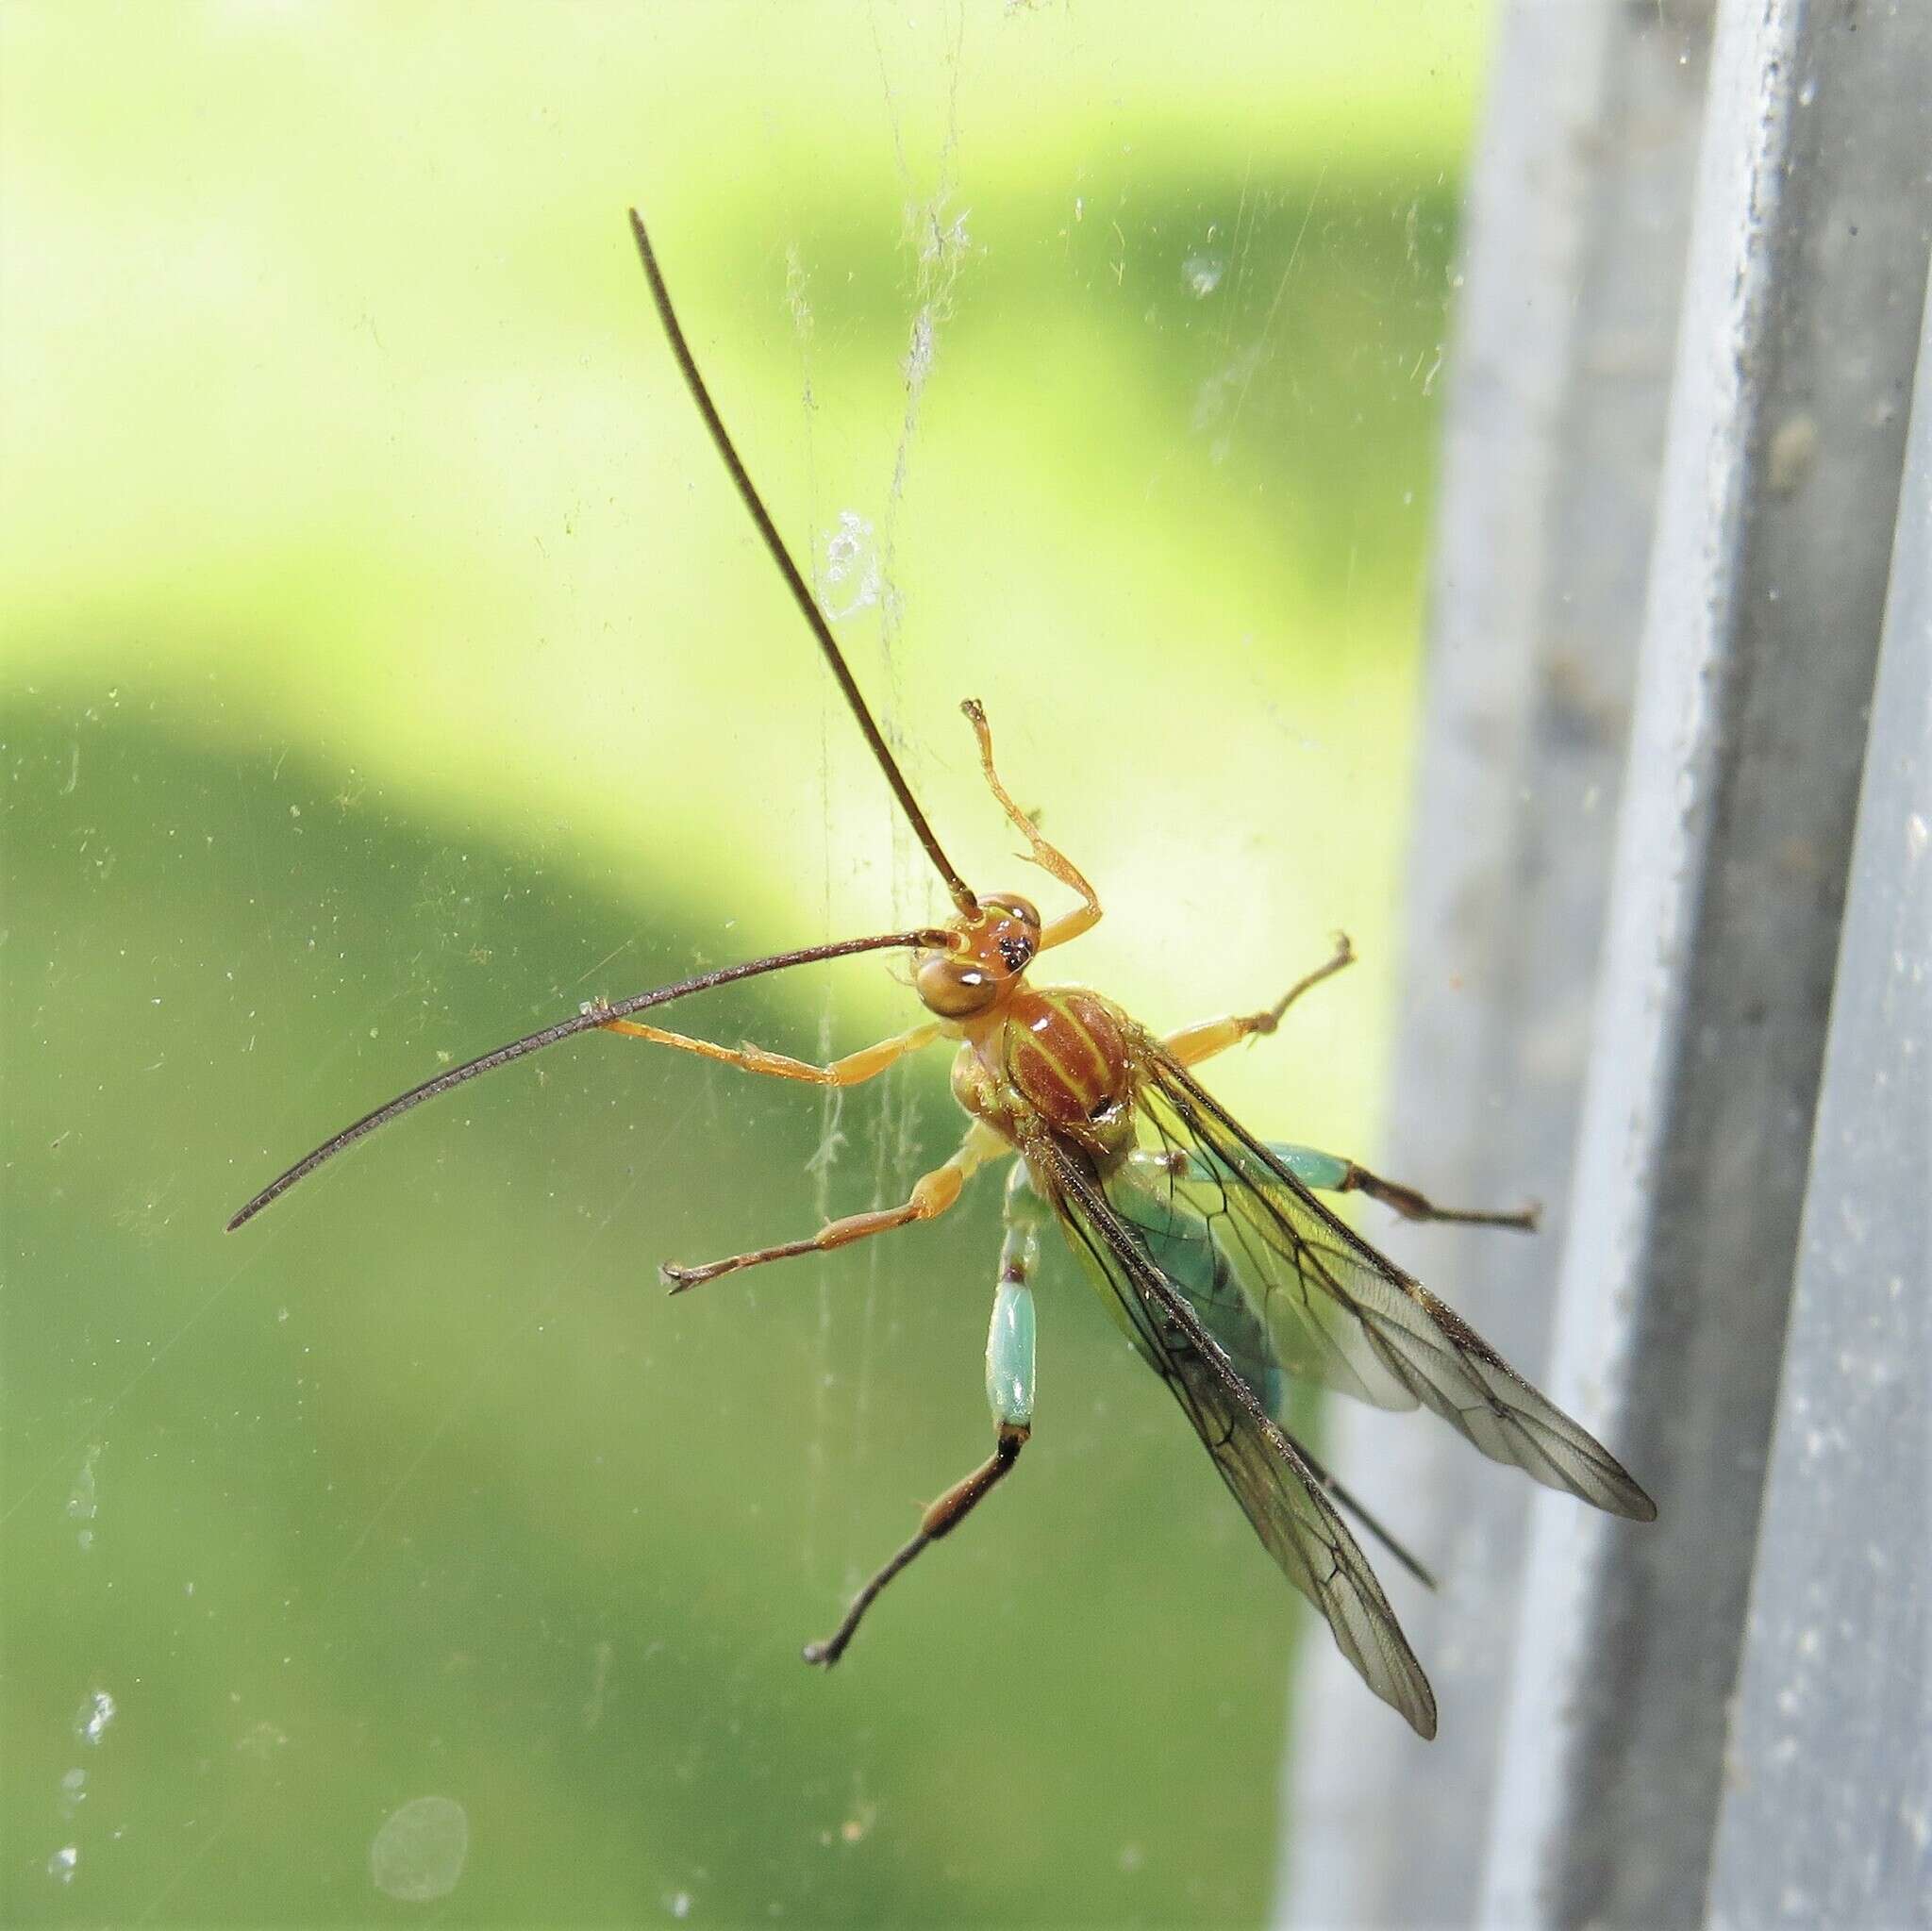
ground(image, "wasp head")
xmin=913 ymin=894 xmax=1041 ymax=1020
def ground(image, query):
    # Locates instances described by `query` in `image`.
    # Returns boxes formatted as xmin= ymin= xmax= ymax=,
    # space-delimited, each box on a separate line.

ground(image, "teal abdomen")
xmin=1098 ymin=1159 xmax=1286 ymax=1418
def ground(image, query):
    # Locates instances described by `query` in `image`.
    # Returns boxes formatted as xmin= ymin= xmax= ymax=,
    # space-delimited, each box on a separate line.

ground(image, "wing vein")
xmin=1023 ymin=1123 xmax=1439 ymax=1740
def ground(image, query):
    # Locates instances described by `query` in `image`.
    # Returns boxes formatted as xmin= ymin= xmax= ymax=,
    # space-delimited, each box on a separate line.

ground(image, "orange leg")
xmin=959 ymin=700 xmax=1103 ymax=951
xmin=1162 ymin=932 xmax=1357 ymax=1068
xmin=598 ymin=1014 xmax=942 ymax=1085
xmin=1159 ymin=937 xmax=1536 ymax=1232
xmin=661 ymin=1120 xmax=1007 ymax=1291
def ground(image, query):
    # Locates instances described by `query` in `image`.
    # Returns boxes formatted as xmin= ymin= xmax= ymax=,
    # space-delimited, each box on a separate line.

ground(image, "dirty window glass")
xmin=2 ymin=4 xmax=1491 ymax=1921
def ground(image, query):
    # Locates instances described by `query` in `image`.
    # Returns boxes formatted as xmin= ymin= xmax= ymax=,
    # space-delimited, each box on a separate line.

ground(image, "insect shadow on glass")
xmin=227 ymin=209 xmax=1657 ymax=1740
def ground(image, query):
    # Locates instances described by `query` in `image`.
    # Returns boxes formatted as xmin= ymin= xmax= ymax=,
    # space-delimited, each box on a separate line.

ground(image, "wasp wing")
xmin=1102 ymin=1141 xmax=1438 ymax=1589
xmin=1022 ymin=1124 xmax=1439 ymax=1740
xmin=1135 ymin=1043 xmax=1656 ymax=1523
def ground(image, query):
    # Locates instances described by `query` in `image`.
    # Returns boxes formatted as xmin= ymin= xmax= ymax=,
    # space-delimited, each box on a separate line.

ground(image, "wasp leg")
xmin=1274 ymin=1143 xmax=1539 ymax=1232
xmin=1161 ymin=932 xmax=1357 ymax=1067
xmin=959 ymin=700 xmax=1103 ymax=952
xmin=1132 ymin=1134 xmax=1537 ymax=1233
xmin=597 ymin=1015 xmax=943 ymax=1085
xmin=804 ymin=1162 xmax=1041 ymax=1666
xmin=661 ymin=1120 xmax=1006 ymax=1291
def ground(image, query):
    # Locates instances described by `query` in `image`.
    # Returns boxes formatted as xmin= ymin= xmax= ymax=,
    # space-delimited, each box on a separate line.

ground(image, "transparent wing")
xmin=1134 ymin=1043 xmax=1657 ymax=1523
xmin=1023 ymin=1124 xmax=1439 ymax=1740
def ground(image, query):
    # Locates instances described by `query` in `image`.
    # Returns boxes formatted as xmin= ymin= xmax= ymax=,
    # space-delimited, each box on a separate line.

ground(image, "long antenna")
xmin=627 ymin=208 xmax=978 ymax=921
xmin=225 ymin=927 xmax=950 ymax=1231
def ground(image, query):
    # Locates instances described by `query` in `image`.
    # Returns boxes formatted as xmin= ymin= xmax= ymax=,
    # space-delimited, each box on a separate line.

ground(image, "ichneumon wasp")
xmin=228 ymin=210 xmax=1656 ymax=1738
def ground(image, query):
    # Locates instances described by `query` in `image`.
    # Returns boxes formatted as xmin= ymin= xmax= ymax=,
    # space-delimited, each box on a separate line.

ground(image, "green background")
xmin=3 ymin=4 xmax=1491 ymax=1922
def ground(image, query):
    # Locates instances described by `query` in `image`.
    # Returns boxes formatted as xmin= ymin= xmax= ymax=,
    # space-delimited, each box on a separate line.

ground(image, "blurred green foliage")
xmin=3 ymin=4 xmax=1490 ymax=1923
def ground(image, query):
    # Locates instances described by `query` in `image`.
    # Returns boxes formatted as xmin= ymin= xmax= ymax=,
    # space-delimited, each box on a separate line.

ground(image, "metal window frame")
xmin=1278 ymin=2 xmax=1931 ymax=1925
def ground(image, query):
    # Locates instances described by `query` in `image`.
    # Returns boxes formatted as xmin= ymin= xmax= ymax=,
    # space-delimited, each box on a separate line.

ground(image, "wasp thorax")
xmin=914 ymin=894 xmax=1041 ymax=1020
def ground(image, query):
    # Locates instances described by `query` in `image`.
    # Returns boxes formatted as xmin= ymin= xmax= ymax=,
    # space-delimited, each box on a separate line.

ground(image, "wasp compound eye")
xmin=914 ymin=952 xmax=1002 ymax=1019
